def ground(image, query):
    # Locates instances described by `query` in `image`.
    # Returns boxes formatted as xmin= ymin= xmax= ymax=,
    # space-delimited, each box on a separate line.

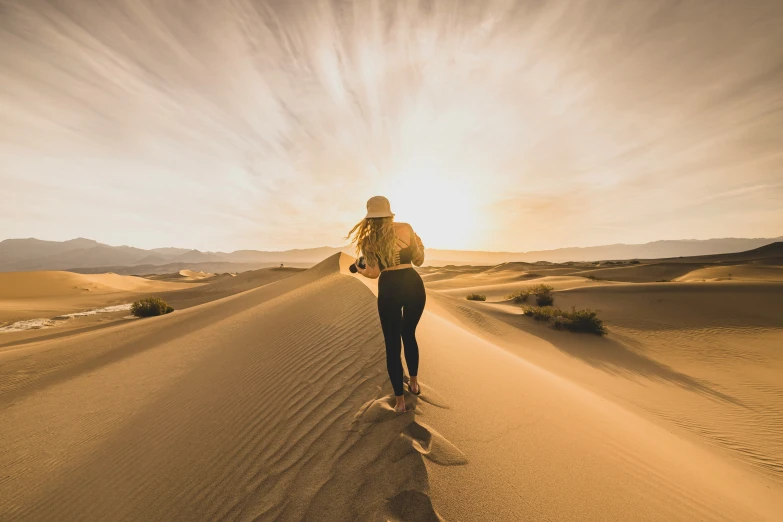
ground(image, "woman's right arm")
xmin=410 ymin=226 xmax=425 ymax=267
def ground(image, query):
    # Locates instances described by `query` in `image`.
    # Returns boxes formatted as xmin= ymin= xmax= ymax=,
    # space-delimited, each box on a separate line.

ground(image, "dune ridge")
xmin=1 ymin=252 xmax=781 ymax=520
xmin=0 ymin=270 xmax=200 ymax=327
xmin=348 ymin=271 xmax=783 ymax=520
xmin=0 ymin=266 xmax=301 ymax=346
xmin=421 ymin=275 xmax=783 ymax=492
xmin=0 ymin=254 xmax=454 ymax=521
xmin=0 ymin=270 xmax=194 ymax=300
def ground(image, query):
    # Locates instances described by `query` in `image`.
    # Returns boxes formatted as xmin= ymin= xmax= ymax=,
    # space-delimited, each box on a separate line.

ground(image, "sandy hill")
xmin=71 ymin=261 xmax=312 ymax=276
xmin=1 ymin=252 xmax=781 ymax=520
xmin=153 ymin=266 xmax=305 ymax=310
xmin=666 ymin=241 xmax=783 ymax=264
xmin=421 ymin=241 xmax=783 ymax=287
xmin=0 ymin=270 xmax=190 ymax=300
xmin=0 ymin=266 xmax=302 ymax=346
xmin=0 ymin=270 xmax=204 ymax=331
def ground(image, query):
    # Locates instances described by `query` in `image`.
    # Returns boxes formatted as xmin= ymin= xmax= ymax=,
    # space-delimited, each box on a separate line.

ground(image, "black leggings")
xmin=377 ymin=268 xmax=426 ymax=396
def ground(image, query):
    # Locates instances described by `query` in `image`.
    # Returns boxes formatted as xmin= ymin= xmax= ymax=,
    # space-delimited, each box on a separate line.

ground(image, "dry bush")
xmin=522 ymin=306 xmax=607 ymax=335
xmin=131 ymin=297 xmax=174 ymax=318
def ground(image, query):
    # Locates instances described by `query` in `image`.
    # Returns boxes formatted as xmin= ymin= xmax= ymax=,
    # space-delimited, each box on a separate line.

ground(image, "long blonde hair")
xmin=346 ymin=217 xmax=396 ymax=269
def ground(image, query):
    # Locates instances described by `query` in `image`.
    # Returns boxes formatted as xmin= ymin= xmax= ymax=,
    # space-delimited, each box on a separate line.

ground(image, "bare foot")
xmin=395 ymin=395 xmax=406 ymax=413
xmin=409 ymin=377 xmax=420 ymax=395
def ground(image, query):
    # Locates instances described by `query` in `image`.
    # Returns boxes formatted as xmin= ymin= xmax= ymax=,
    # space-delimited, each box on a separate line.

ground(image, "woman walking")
xmin=347 ymin=196 xmax=426 ymax=413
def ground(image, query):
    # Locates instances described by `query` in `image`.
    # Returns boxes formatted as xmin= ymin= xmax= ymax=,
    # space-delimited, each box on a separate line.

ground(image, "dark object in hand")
xmin=349 ymin=256 xmax=366 ymax=273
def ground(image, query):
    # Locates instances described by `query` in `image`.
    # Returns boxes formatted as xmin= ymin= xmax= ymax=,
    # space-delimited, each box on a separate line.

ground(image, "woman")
xmin=347 ymin=196 xmax=426 ymax=413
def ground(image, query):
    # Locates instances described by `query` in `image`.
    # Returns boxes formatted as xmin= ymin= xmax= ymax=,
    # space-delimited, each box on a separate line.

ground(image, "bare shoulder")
xmin=393 ymin=221 xmax=414 ymax=240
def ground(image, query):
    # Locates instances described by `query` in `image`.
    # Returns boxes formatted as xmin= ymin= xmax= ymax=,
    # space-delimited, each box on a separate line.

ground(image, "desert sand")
xmin=0 ymin=270 xmax=196 ymax=324
xmin=1 ymin=251 xmax=782 ymax=520
xmin=0 ymin=267 xmax=300 ymax=347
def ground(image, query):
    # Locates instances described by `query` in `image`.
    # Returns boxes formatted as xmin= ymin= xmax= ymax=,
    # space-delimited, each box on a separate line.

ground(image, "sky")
xmin=1 ymin=0 xmax=782 ymax=252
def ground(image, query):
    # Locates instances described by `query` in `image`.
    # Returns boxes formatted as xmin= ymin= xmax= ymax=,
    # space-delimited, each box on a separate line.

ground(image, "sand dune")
xmin=570 ymin=262 xmax=703 ymax=282
xmin=423 ymin=269 xmax=783 ymax=500
xmin=436 ymin=275 xmax=611 ymax=302
xmin=0 ymin=254 xmax=432 ymax=520
xmin=677 ymin=264 xmax=783 ymax=282
xmin=144 ymin=269 xmax=222 ymax=282
xmin=0 ymin=270 xmax=191 ymax=300
xmin=152 ymin=266 xmax=304 ymax=310
xmin=415 ymin=310 xmax=782 ymax=521
xmin=178 ymin=269 xmax=212 ymax=279
xmin=0 ymin=270 xmax=200 ymax=328
xmin=0 ymin=267 xmax=301 ymax=347
xmin=1 ymin=253 xmax=781 ymax=520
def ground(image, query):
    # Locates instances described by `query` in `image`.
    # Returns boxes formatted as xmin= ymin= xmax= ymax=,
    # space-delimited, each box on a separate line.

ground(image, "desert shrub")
xmin=466 ymin=293 xmax=486 ymax=301
xmin=523 ymin=306 xmax=607 ymax=335
xmin=522 ymin=307 xmax=556 ymax=321
xmin=552 ymin=308 xmax=607 ymax=335
xmin=536 ymin=293 xmax=554 ymax=306
xmin=131 ymin=297 xmax=174 ymax=318
xmin=531 ymin=284 xmax=554 ymax=306
xmin=507 ymin=284 xmax=554 ymax=305
xmin=530 ymin=283 xmax=553 ymax=294
xmin=505 ymin=289 xmax=530 ymax=303
xmin=630 ymin=260 xmax=641 ymax=265
xmin=586 ymin=274 xmax=602 ymax=281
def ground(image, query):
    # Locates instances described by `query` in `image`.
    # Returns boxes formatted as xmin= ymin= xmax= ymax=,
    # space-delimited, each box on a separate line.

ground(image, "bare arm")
xmin=410 ymin=226 xmax=425 ymax=267
xmin=356 ymin=254 xmax=381 ymax=279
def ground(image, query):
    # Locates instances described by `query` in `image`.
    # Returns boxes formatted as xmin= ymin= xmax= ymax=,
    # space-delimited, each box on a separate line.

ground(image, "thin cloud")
xmin=1 ymin=0 xmax=782 ymax=251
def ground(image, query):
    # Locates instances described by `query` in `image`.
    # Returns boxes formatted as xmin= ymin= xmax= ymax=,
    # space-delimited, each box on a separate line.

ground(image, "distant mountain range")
xmin=0 ymin=236 xmax=781 ymax=273
xmin=0 ymin=238 xmax=353 ymax=273
xmin=425 ymin=236 xmax=783 ymax=265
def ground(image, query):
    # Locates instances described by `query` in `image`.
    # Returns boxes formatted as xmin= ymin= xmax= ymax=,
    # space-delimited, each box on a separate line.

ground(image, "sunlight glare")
xmin=381 ymin=165 xmax=486 ymax=250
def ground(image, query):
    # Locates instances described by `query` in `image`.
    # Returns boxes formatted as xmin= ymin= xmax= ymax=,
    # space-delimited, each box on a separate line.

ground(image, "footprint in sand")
xmin=377 ymin=490 xmax=444 ymax=522
xmin=353 ymin=383 xmax=450 ymax=426
xmin=402 ymin=421 xmax=468 ymax=466
xmin=352 ymin=396 xmax=412 ymax=425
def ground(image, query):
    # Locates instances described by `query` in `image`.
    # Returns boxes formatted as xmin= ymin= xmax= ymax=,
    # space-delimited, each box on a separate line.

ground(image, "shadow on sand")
xmin=476 ymin=305 xmax=746 ymax=408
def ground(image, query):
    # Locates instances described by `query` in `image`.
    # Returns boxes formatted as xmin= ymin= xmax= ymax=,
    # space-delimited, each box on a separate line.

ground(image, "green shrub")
xmin=522 ymin=307 xmax=556 ymax=321
xmin=466 ymin=293 xmax=486 ymax=301
xmin=536 ymin=293 xmax=554 ymax=306
xmin=553 ymin=308 xmax=607 ymax=334
xmin=505 ymin=289 xmax=530 ymax=303
xmin=522 ymin=306 xmax=606 ymax=335
xmin=530 ymin=283 xmax=554 ymax=293
xmin=507 ymin=284 xmax=554 ymax=306
xmin=131 ymin=297 xmax=174 ymax=318
xmin=531 ymin=284 xmax=554 ymax=306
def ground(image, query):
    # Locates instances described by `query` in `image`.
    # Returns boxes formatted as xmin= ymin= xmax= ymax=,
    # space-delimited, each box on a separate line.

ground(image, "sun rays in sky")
xmin=1 ymin=0 xmax=782 ymax=251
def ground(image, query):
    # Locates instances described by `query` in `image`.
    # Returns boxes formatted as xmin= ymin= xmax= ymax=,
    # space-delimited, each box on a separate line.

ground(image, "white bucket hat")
xmin=364 ymin=195 xmax=394 ymax=219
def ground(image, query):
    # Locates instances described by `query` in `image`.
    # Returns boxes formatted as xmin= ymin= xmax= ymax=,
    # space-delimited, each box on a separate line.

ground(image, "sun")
xmin=381 ymin=167 xmax=485 ymax=250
